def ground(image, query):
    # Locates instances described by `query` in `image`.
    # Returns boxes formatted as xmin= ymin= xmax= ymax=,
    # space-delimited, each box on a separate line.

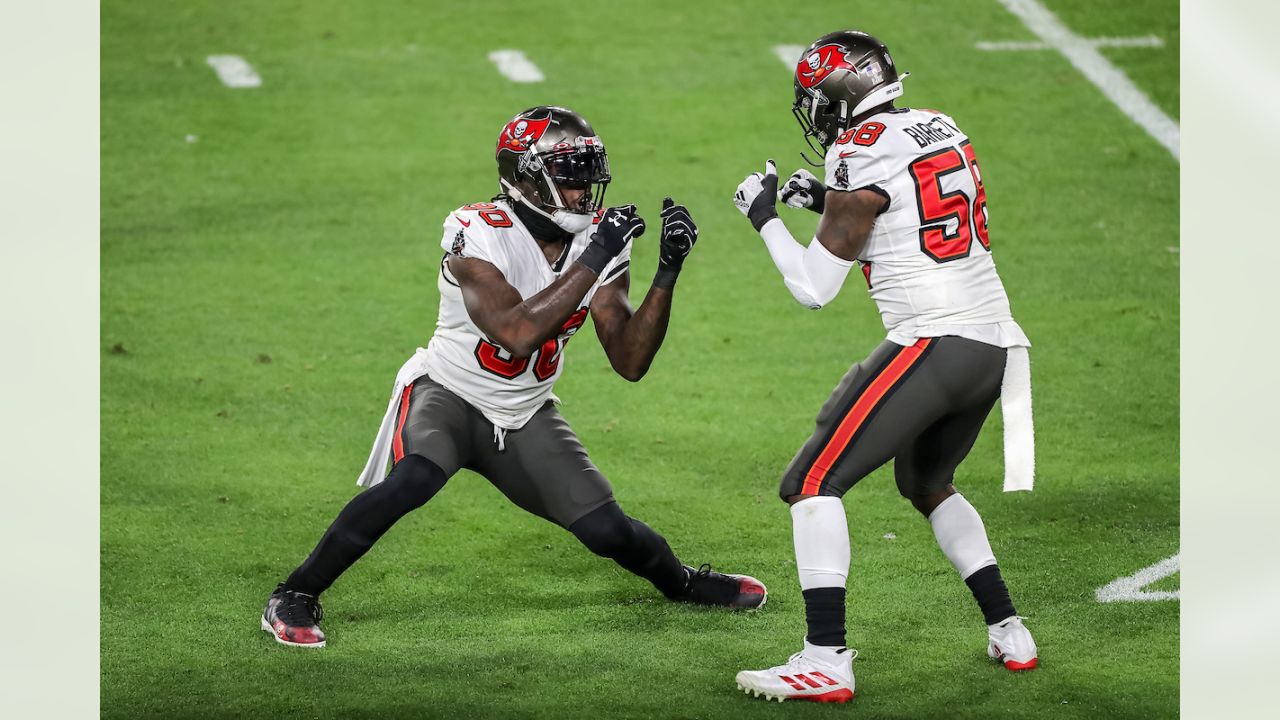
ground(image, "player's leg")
xmin=475 ymin=403 xmax=766 ymax=608
xmin=738 ymin=338 xmax=948 ymax=702
xmin=568 ymin=502 xmax=767 ymax=608
xmin=567 ymin=501 xmax=686 ymax=597
xmin=894 ymin=338 xmax=1037 ymax=670
xmin=263 ymin=377 xmax=472 ymax=648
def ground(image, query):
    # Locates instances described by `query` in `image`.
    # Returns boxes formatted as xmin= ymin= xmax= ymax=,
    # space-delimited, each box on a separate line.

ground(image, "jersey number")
xmin=908 ymin=140 xmax=990 ymax=263
xmin=461 ymin=202 xmax=513 ymax=228
xmin=474 ymin=308 xmax=589 ymax=382
xmin=836 ymin=121 xmax=886 ymax=147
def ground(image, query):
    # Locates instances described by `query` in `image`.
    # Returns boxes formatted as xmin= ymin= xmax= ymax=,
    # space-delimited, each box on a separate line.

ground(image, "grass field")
xmin=101 ymin=0 xmax=1179 ymax=717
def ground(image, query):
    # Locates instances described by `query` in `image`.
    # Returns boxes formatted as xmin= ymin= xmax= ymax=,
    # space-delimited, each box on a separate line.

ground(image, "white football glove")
xmin=778 ymin=168 xmax=827 ymax=212
xmin=733 ymin=159 xmax=779 ymax=231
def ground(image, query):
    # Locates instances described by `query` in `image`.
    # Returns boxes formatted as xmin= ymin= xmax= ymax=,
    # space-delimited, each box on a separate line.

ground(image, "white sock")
xmin=928 ymin=493 xmax=997 ymax=580
xmin=791 ymin=496 xmax=850 ymax=590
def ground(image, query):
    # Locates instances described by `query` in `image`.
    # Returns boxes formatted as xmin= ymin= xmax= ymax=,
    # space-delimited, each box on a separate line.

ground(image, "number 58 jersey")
xmin=824 ymin=107 xmax=1029 ymax=349
xmin=422 ymin=200 xmax=631 ymax=431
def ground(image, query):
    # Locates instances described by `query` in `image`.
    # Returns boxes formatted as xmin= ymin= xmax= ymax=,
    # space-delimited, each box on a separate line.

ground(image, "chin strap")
xmin=507 ymin=198 xmax=574 ymax=243
xmin=501 ymin=181 xmax=591 ymax=237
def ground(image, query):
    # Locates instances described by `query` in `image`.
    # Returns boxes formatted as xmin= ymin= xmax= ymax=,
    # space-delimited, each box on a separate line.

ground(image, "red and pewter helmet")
xmin=792 ymin=30 xmax=909 ymax=162
xmin=495 ymin=106 xmax=610 ymax=229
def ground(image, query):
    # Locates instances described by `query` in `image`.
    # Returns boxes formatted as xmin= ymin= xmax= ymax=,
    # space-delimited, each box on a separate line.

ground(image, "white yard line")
xmin=205 ymin=55 xmax=262 ymax=88
xmin=1096 ymin=554 xmax=1180 ymax=602
xmin=996 ymin=0 xmax=1178 ymax=161
xmin=772 ymin=44 xmax=806 ymax=68
xmin=977 ymin=35 xmax=1164 ymax=51
xmin=488 ymin=49 xmax=544 ymax=83
xmin=977 ymin=40 xmax=1053 ymax=51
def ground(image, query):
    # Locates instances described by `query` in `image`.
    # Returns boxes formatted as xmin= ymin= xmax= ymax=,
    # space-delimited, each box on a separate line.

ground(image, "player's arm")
xmin=590 ymin=198 xmax=698 ymax=382
xmin=733 ymin=159 xmax=883 ymax=309
xmin=450 ymin=257 xmax=598 ymax=357
xmin=814 ymin=186 xmax=883 ymax=259
xmin=449 ymin=205 xmax=645 ymax=357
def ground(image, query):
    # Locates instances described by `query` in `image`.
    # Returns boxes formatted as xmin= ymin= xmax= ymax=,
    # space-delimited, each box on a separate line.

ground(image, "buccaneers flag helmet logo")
xmin=496 ymin=114 xmax=552 ymax=156
xmin=796 ymin=43 xmax=857 ymax=90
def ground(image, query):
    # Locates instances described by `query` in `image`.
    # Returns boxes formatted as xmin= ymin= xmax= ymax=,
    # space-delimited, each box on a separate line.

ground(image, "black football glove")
xmin=577 ymin=204 xmax=646 ymax=275
xmin=779 ymin=168 xmax=827 ymax=214
xmin=733 ymin=159 xmax=780 ymax=231
xmin=653 ymin=197 xmax=698 ymax=289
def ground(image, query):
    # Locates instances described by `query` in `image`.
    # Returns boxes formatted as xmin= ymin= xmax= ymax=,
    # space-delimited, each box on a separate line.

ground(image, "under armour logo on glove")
xmin=578 ymin=204 xmax=646 ymax=275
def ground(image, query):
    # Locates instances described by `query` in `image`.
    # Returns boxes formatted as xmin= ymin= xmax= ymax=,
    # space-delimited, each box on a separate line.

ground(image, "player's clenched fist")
xmin=778 ymin=168 xmax=827 ymax=213
xmin=579 ymin=204 xmax=646 ymax=274
xmin=654 ymin=197 xmax=698 ymax=289
xmin=733 ymin=159 xmax=780 ymax=232
xmin=595 ymin=204 xmax=646 ymax=254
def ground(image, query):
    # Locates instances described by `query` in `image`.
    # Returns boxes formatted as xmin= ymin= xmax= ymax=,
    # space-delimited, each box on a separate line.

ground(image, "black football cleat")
xmin=672 ymin=563 xmax=768 ymax=609
xmin=261 ymin=583 xmax=326 ymax=648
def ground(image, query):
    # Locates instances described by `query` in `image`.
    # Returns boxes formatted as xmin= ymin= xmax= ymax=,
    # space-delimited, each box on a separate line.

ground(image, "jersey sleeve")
xmin=599 ymin=240 xmax=632 ymax=286
xmin=441 ymin=208 xmax=506 ymax=271
xmin=824 ymin=131 xmax=892 ymax=198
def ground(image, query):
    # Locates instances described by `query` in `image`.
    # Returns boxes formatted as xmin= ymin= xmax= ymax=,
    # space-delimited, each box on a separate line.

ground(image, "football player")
xmin=731 ymin=31 xmax=1038 ymax=703
xmin=262 ymin=105 xmax=766 ymax=648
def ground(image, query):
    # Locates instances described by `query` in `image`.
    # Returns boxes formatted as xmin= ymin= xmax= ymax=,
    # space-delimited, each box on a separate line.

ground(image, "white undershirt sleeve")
xmin=758 ymin=217 xmax=855 ymax=309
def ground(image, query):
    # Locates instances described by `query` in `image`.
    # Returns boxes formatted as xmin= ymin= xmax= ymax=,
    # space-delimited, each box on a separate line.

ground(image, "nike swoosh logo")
xmin=839 ymin=151 xmax=858 ymax=158
xmin=454 ymin=215 xmax=470 ymax=227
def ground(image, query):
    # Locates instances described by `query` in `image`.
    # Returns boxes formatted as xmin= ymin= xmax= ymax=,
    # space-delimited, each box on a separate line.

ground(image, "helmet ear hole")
xmin=511 ymin=178 xmax=540 ymax=203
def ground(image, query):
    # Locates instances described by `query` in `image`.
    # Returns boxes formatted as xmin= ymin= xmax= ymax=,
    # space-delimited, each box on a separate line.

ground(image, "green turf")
xmin=102 ymin=0 xmax=1179 ymax=717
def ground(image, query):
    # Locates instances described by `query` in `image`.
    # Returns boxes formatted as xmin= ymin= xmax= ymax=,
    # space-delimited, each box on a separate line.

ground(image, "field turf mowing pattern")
xmin=102 ymin=1 xmax=1179 ymax=717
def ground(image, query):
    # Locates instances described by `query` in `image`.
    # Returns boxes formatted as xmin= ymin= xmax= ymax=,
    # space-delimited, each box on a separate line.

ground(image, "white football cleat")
xmin=988 ymin=616 xmax=1038 ymax=671
xmin=735 ymin=642 xmax=856 ymax=703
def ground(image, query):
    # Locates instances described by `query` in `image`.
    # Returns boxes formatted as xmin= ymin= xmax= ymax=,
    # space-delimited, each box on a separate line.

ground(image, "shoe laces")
xmin=682 ymin=563 xmax=735 ymax=602
xmin=278 ymin=589 xmax=324 ymax=626
xmin=786 ymin=647 xmax=858 ymax=670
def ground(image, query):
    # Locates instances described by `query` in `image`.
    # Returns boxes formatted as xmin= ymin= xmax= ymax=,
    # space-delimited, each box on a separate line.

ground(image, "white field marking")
xmin=773 ymin=44 xmax=806 ymax=68
xmin=488 ymin=49 xmax=544 ymax=83
xmin=977 ymin=35 xmax=1164 ymax=51
xmin=205 ymin=55 xmax=262 ymax=88
xmin=1095 ymin=553 xmax=1180 ymax=602
xmin=996 ymin=0 xmax=1179 ymax=161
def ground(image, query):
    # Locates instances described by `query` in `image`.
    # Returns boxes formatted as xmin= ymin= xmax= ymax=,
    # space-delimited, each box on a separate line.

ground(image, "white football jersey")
xmin=422 ymin=200 xmax=630 ymax=430
xmin=823 ymin=107 xmax=1029 ymax=348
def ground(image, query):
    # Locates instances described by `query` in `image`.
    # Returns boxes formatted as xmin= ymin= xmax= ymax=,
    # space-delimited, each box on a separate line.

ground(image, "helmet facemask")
xmin=503 ymin=138 xmax=610 ymax=233
xmin=792 ymin=90 xmax=847 ymax=166
xmin=524 ymin=139 xmax=610 ymax=214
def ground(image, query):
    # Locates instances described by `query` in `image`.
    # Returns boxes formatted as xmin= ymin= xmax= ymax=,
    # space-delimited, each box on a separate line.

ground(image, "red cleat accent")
xmin=1003 ymin=657 xmax=1038 ymax=671
xmin=739 ymin=576 xmax=766 ymax=595
xmin=271 ymin=619 xmax=324 ymax=646
xmin=790 ymin=688 xmax=855 ymax=704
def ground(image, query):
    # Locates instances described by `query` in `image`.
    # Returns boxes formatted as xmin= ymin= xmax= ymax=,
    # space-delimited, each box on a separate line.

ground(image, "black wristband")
xmin=749 ymin=207 xmax=779 ymax=232
xmin=652 ymin=266 xmax=680 ymax=290
xmin=576 ymin=242 xmax=612 ymax=275
xmin=809 ymin=190 xmax=825 ymax=215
